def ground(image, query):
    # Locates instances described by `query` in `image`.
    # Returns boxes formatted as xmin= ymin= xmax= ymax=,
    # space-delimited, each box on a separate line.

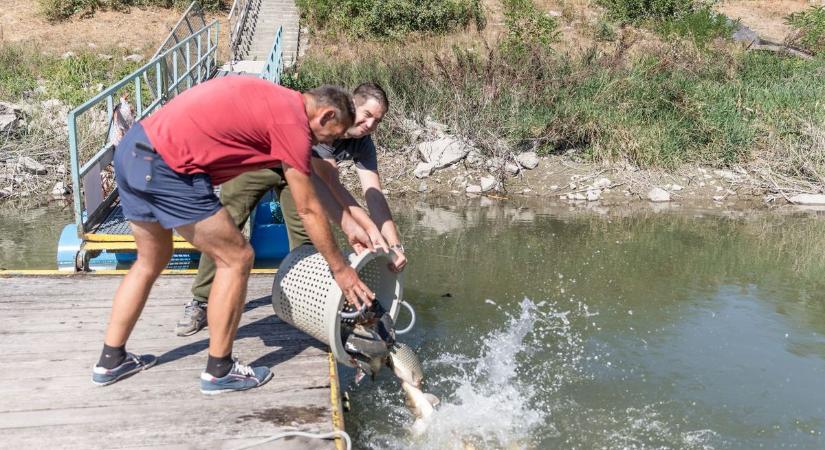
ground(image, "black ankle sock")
xmin=206 ymin=353 xmax=234 ymax=378
xmin=98 ymin=343 xmax=127 ymax=369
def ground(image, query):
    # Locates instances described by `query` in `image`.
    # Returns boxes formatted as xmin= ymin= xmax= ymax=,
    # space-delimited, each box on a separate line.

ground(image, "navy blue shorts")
xmin=113 ymin=123 xmax=222 ymax=229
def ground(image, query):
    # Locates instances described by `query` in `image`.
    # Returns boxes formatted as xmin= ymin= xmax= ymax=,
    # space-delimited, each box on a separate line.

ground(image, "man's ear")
xmin=319 ymin=109 xmax=337 ymax=127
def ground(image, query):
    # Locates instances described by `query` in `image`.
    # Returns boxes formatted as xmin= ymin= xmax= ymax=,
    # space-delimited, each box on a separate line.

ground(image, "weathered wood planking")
xmin=0 ymin=275 xmax=342 ymax=449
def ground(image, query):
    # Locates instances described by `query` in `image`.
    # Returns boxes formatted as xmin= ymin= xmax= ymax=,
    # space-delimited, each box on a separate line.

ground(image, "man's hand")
xmin=333 ymin=265 xmax=375 ymax=308
xmin=389 ymin=246 xmax=407 ymax=272
xmin=341 ymin=216 xmax=372 ymax=255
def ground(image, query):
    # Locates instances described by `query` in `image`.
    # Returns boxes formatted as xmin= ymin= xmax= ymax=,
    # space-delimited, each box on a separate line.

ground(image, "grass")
xmin=0 ymin=43 xmax=142 ymax=106
xmin=285 ymin=39 xmax=825 ymax=175
xmin=786 ymin=6 xmax=825 ymax=56
xmin=296 ymin=0 xmax=485 ymax=39
xmin=38 ymin=0 xmax=225 ymax=21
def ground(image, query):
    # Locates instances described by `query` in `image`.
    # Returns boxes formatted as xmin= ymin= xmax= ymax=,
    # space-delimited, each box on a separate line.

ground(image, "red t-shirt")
xmin=141 ymin=77 xmax=311 ymax=185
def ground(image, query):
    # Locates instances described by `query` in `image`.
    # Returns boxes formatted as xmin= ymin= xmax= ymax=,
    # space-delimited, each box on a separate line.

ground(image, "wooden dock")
xmin=0 ymin=275 xmax=345 ymax=449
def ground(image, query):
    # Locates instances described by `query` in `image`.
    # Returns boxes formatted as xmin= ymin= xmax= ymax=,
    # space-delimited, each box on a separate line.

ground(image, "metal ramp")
xmin=59 ymin=2 xmax=290 ymax=272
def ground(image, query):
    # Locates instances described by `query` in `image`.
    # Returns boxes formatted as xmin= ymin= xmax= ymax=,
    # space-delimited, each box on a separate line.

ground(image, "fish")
xmin=388 ymin=342 xmax=440 ymax=435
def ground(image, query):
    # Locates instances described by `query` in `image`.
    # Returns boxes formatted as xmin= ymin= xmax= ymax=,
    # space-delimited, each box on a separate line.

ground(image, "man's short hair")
xmin=353 ymin=82 xmax=389 ymax=112
xmin=307 ymin=85 xmax=356 ymax=128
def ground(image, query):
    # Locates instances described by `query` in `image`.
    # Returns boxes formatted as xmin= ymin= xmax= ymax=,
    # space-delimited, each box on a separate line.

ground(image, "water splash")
xmin=357 ymin=298 xmax=589 ymax=450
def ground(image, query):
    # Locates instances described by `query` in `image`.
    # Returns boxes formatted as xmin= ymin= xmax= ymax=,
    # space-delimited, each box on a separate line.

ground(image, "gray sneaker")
xmin=92 ymin=353 xmax=156 ymax=386
xmin=200 ymin=359 xmax=273 ymax=395
xmin=175 ymin=300 xmax=207 ymax=336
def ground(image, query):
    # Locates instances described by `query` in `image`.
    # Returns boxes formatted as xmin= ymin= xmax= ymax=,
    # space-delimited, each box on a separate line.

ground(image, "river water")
xmin=2 ymin=199 xmax=825 ymax=449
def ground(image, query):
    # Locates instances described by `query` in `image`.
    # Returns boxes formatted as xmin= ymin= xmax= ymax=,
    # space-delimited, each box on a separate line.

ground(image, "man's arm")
xmin=357 ymin=167 xmax=406 ymax=272
xmin=311 ymin=157 xmax=389 ymax=251
xmin=283 ymin=163 xmax=374 ymax=307
xmin=310 ymin=172 xmax=373 ymax=254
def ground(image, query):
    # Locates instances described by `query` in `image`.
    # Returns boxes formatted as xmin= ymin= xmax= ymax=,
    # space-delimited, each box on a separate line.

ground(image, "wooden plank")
xmin=0 ymin=275 xmax=339 ymax=449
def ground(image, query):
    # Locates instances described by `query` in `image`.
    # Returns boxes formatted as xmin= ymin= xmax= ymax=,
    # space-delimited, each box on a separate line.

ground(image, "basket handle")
xmin=395 ymin=301 xmax=416 ymax=335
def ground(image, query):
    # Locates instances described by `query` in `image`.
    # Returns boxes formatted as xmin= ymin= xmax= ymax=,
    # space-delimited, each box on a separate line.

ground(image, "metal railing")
xmin=145 ymin=2 xmax=208 ymax=100
xmin=67 ymin=20 xmax=220 ymax=238
xmin=229 ymin=0 xmax=256 ymax=63
xmin=260 ymin=26 xmax=283 ymax=84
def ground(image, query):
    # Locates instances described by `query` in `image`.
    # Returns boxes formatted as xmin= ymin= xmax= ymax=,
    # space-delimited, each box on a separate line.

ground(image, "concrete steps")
xmin=233 ymin=0 xmax=301 ymax=68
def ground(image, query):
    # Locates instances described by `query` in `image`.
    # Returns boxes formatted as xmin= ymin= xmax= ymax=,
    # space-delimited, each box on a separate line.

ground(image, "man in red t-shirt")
xmin=91 ymin=78 xmax=376 ymax=394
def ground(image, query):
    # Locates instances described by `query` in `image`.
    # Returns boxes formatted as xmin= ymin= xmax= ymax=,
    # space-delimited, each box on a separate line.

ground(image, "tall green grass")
xmin=786 ymin=6 xmax=825 ymax=55
xmin=296 ymin=0 xmax=485 ymax=38
xmin=285 ymin=42 xmax=825 ymax=172
xmin=38 ymin=0 xmax=225 ymax=21
xmin=0 ymin=44 xmax=141 ymax=105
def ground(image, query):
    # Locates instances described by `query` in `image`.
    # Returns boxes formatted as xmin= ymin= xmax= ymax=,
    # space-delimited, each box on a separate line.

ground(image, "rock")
xmin=465 ymin=150 xmax=483 ymax=168
xmin=789 ymin=194 xmax=825 ymax=205
xmin=418 ymin=137 xmax=471 ymax=169
xmin=124 ymin=54 xmax=145 ymax=63
xmin=570 ymin=192 xmax=587 ymax=201
xmin=586 ymin=190 xmax=601 ymax=202
xmin=61 ymin=51 xmax=75 ymax=60
xmin=486 ymin=157 xmax=505 ymax=172
xmin=591 ymin=177 xmax=612 ymax=190
xmin=57 ymin=164 xmax=67 ymax=175
xmin=647 ymin=187 xmax=671 ymax=202
xmin=98 ymin=54 xmax=114 ymax=61
xmin=41 ymin=99 xmax=62 ymax=110
xmin=50 ymin=182 xmax=68 ymax=198
xmin=466 ymin=185 xmax=482 ymax=194
xmin=515 ymin=151 xmax=539 ymax=169
xmin=504 ymin=162 xmax=520 ymax=176
xmin=0 ymin=187 xmax=11 ymax=198
xmin=17 ymin=156 xmax=47 ymax=175
xmin=712 ymin=195 xmax=725 ymax=202
xmin=671 ymin=184 xmax=683 ymax=191
xmin=714 ymin=170 xmax=739 ymax=182
xmin=0 ymin=102 xmax=21 ymax=133
xmin=418 ymin=182 xmax=428 ymax=193
xmin=548 ymin=10 xmax=562 ymax=17
xmin=549 ymin=185 xmax=559 ymax=190
xmin=424 ymin=116 xmax=448 ymax=134
xmin=732 ymin=25 xmax=760 ymax=45
xmin=480 ymin=176 xmax=497 ymax=192
xmin=381 ymin=189 xmax=389 ymax=195
xmin=413 ymin=162 xmax=434 ymax=179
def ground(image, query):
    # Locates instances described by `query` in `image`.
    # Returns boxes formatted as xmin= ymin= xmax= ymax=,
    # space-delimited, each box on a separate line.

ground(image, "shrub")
xmin=500 ymin=0 xmax=559 ymax=56
xmin=598 ymin=0 xmax=694 ymax=22
xmin=38 ymin=0 xmax=225 ymax=21
xmin=786 ymin=6 xmax=825 ymax=55
xmin=296 ymin=0 xmax=485 ymax=38
xmin=658 ymin=6 xmax=736 ymax=48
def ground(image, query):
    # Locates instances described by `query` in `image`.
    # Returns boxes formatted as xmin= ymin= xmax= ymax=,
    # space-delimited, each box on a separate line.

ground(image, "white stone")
xmin=424 ymin=116 xmax=449 ymax=134
xmin=98 ymin=54 xmax=113 ymax=61
xmin=418 ymin=137 xmax=470 ymax=169
xmin=515 ymin=151 xmax=539 ymax=169
xmin=548 ymin=10 xmax=562 ymax=17
xmin=647 ymin=187 xmax=671 ymax=202
xmin=465 ymin=150 xmax=483 ymax=168
xmin=17 ymin=156 xmax=47 ymax=175
xmin=592 ymin=177 xmax=612 ymax=189
xmin=570 ymin=192 xmax=587 ymax=201
xmin=549 ymin=184 xmax=559 ymax=190
xmin=51 ymin=182 xmax=67 ymax=197
xmin=0 ymin=187 xmax=11 ymax=198
xmin=586 ymin=190 xmax=601 ymax=202
xmin=714 ymin=169 xmax=739 ymax=181
xmin=414 ymin=162 xmax=434 ymax=179
xmin=504 ymin=162 xmax=520 ymax=175
xmin=418 ymin=182 xmax=428 ymax=193
xmin=0 ymin=102 xmax=21 ymax=133
xmin=480 ymin=176 xmax=497 ymax=192
xmin=466 ymin=185 xmax=482 ymax=194
xmin=486 ymin=157 xmax=505 ymax=171
xmin=671 ymin=184 xmax=683 ymax=191
xmin=61 ymin=51 xmax=75 ymax=60
xmin=789 ymin=194 xmax=825 ymax=205
xmin=124 ymin=54 xmax=145 ymax=63
xmin=713 ymin=195 xmax=725 ymax=202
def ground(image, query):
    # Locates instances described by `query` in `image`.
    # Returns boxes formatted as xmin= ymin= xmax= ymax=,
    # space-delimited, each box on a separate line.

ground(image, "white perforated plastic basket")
xmin=271 ymin=245 xmax=404 ymax=367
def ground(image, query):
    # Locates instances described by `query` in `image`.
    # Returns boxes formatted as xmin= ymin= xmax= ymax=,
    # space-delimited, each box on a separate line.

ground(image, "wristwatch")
xmin=389 ymin=243 xmax=405 ymax=253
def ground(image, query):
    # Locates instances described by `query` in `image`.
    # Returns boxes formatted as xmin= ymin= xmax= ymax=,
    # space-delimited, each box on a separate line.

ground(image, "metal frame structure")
xmin=144 ymin=1 xmax=208 ymax=100
xmin=260 ymin=26 xmax=284 ymax=84
xmin=229 ymin=0 xmax=257 ymax=63
xmin=66 ymin=20 xmax=220 ymax=240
